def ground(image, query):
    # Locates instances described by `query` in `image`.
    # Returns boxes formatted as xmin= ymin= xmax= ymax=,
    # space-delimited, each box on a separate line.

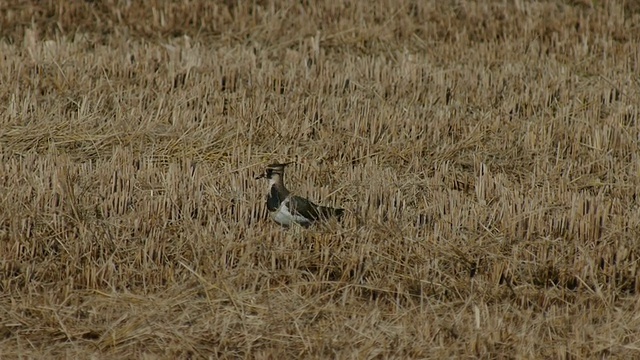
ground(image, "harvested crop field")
xmin=1 ymin=0 xmax=640 ymax=358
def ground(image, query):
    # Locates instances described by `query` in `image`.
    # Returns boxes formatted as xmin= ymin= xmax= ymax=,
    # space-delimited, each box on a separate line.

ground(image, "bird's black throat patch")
xmin=266 ymin=185 xmax=282 ymax=211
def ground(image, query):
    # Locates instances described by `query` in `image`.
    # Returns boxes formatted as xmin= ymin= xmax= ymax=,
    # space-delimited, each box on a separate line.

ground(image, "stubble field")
xmin=1 ymin=0 xmax=640 ymax=358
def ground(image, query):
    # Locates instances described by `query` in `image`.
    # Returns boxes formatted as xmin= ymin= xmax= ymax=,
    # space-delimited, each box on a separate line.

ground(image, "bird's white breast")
xmin=272 ymin=198 xmax=311 ymax=226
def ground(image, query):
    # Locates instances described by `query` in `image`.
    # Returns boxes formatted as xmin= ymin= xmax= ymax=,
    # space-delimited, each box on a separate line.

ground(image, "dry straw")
xmin=1 ymin=0 xmax=640 ymax=358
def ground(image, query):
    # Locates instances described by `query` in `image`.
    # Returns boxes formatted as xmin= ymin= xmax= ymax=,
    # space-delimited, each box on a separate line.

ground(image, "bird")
xmin=255 ymin=163 xmax=345 ymax=227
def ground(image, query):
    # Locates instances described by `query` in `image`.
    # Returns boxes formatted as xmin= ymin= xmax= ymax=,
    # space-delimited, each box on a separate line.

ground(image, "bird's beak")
xmin=255 ymin=173 xmax=266 ymax=180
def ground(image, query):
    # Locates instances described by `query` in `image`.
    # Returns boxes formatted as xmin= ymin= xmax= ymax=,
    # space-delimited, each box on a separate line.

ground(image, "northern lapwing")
xmin=255 ymin=163 xmax=344 ymax=227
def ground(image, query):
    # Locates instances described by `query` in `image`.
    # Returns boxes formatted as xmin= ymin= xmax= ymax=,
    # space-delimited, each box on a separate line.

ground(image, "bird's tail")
xmin=319 ymin=206 xmax=345 ymax=220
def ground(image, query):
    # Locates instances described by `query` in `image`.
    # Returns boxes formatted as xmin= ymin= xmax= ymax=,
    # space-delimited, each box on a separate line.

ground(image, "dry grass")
xmin=1 ymin=0 xmax=640 ymax=358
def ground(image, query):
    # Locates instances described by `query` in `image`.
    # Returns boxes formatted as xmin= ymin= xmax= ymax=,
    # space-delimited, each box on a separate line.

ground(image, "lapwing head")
xmin=255 ymin=163 xmax=291 ymax=182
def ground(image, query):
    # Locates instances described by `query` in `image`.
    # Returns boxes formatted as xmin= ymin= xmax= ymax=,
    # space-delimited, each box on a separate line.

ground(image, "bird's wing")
xmin=288 ymin=195 xmax=323 ymax=220
xmin=289 ymin=195 xmax=344 ymax=221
